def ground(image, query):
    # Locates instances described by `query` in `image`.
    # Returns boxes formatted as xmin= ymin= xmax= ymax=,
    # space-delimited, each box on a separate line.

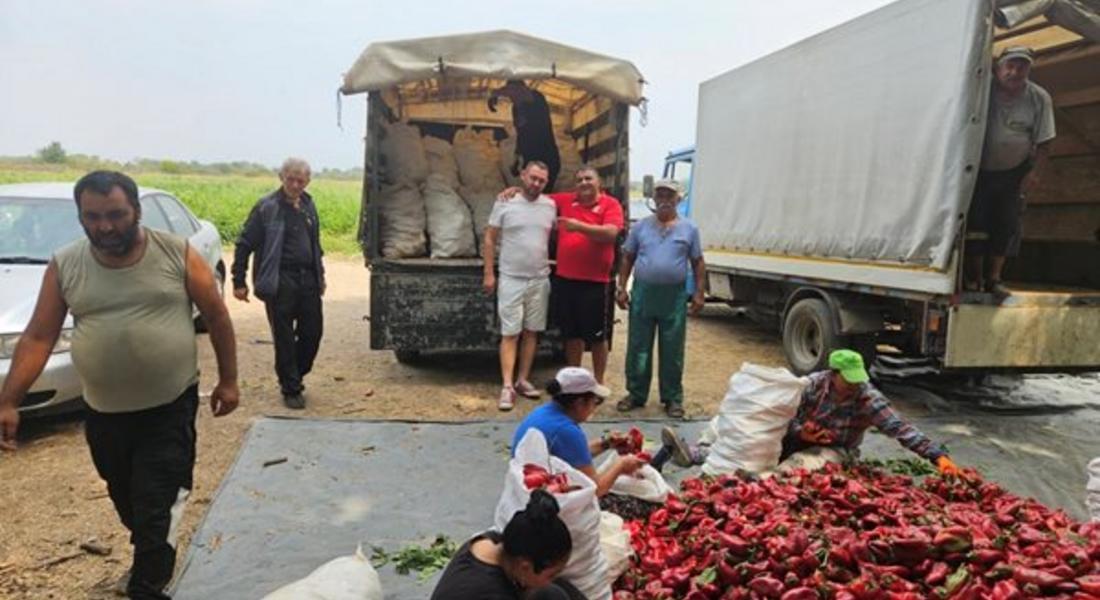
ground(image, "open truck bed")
xmin=341 ymin=31 xmax=644 ymax=360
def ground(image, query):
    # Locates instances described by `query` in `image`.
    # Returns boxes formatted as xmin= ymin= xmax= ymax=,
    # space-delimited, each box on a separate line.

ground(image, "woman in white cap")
xmin=511 ymin=367 xmax=645 ymax=496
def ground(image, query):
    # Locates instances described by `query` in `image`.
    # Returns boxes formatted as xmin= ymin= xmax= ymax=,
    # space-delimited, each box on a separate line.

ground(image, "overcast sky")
xmin=1 ymin=0 xmax=895 ymax=175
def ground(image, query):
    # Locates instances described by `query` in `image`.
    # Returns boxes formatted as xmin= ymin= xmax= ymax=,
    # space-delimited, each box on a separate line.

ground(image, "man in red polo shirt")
xmin=549 ymin=166 xmax=624 ymax=384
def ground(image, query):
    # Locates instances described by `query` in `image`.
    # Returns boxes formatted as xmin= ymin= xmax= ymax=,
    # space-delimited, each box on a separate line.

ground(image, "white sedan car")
xmin=0 ymin=182 xmax=224 ymax=414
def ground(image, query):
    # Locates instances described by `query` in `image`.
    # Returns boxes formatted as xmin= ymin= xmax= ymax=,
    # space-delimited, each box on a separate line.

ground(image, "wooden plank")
xmin=1029 ymin=154 xmax=1100 ymax=206
xmin=994 ymin=26 xmax=1083 ymax=54
xmin=1021 ymin=203 xmax=1100 ymax=240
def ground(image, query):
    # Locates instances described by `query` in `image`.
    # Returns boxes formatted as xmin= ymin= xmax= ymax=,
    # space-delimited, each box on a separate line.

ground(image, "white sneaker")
xmin=498 ymin=387 xmax=516 ymax=411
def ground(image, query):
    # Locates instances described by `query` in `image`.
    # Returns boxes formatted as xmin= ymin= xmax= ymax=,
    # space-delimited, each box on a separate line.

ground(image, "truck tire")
xmin=783 ymin=298 xmax=839 ymax=375
xmin=394 ymin=349 xmax=422 ymax=364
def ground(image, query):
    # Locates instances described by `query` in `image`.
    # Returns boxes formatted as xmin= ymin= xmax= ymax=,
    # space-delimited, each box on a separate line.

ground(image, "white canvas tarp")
xmin=693 ymin=0 xmax=991 ymax=289
xmin=340 ymin=30 xmax=645 ymax=106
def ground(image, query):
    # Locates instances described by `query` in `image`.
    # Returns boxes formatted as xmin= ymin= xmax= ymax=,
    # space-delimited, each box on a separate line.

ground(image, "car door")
xmin=155 ymin=194 xmax=220 ymax=273
xmin=139 ymin=195 xmax=173 ymax=233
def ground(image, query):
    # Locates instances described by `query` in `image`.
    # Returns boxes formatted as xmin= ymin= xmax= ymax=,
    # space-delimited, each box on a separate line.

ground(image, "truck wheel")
xmin=783 ymin=298 xmax=839 ymax=375
xmin=394 ymin=349 xmax=421 ymax=364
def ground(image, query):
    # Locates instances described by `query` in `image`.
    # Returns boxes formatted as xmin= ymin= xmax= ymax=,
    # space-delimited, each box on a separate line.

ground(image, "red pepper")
xmin=932 ymin=526 xmax=973 ymax=553
xmin=1012 ymin=565 xmax=1066 ymax=590
xmin=989 ymin=580 xmax=1023 ymax=600
xmin=1079 ymin=575 xmax=1100 ymax=596
xmin=717 ymin=532 xmax=752 ymax=556
xmin=659 ymin=566 xmax=691 ymax=592
xmin=780 ymin=587 xmax=818 ymax=600
xmin=748 ymin=575 xmax=785 ymax=599
xmin=966 ymin=548 xmax=1004 ymax=566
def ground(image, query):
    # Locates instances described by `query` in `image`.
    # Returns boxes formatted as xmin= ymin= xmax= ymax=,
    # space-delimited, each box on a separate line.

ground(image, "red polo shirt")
xmin=550 ymin=192 xmax=624 ymax=283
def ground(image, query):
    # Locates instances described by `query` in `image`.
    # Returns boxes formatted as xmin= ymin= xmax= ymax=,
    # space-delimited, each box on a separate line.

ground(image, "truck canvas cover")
xmin=340 ymin=29 xmax=646 ymax=106
xmin=694 ymin=0 xmax=991 ymax=291
xmin=694 ymin=0 xmax=1100 ymax=296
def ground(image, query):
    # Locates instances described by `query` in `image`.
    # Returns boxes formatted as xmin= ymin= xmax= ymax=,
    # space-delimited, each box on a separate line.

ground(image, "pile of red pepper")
xmin=612 ymin=463 xmax=1100 ymax=599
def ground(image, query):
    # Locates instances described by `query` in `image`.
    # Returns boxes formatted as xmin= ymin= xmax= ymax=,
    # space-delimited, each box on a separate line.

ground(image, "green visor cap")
xmin=829 ymin=349 xmax=869 ymax=384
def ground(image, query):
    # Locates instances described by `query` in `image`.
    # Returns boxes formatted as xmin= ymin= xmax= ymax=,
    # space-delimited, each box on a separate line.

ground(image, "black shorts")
xmin=553 ymin=276 xmax=610 ymax=343
xmin=966 ymin=162 xmax=1031 ymax=257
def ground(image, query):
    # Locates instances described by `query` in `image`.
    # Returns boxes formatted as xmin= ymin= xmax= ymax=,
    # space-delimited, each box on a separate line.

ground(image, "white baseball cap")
xmin=554 ymin=367 xmax=611 ymax=398
xmin=654 ymin=178 xmax=682 ymax=195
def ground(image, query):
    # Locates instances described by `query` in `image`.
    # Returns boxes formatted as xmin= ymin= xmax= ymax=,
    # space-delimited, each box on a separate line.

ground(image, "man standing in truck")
xmin=966 ymin=46 xmax=1056 ymax=296
xmin=615 ymin=179 xmax=705 ymax=419
xmin=483 ymin=161 xmax=557 ymax=411
xmin=232 ymin=158 xmax=326 ymax=410
xmin=489 ymin=80 xmax=562 ymax=191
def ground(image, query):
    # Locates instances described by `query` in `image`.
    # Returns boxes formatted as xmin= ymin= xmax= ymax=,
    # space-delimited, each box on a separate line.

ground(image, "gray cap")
xmin=998 ymin=46 xmax=1034 ymax=65
xmin=654 ymin=178 xmax=682 ymax=195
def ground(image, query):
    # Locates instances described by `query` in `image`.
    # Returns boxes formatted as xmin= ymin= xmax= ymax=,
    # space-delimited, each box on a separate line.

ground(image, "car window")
xmin=0 ymin=196 xmax=83 ymax=261
xmin=139 ymin=196 xmax=171 ymax=232
xmin=157 ymin=195 xmax=199 ymax=236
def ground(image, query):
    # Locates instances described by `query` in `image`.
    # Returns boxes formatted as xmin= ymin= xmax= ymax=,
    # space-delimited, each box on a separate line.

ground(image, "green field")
xmin=0 ymin=166 xmax=363 ymax=255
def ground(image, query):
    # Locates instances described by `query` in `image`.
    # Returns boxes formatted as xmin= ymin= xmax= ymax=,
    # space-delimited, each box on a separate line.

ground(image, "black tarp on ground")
xmin=173 ymin=396 xmax=1100 ymax=599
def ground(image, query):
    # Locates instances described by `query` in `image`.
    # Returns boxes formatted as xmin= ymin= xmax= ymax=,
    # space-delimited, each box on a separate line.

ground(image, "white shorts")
xmin=498 ymin=275 xmax=551 ymax=336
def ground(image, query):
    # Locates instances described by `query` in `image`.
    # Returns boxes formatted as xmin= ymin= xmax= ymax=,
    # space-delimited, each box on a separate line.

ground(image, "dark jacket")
xmin=231 ymin=189 xmax=324 ymax=302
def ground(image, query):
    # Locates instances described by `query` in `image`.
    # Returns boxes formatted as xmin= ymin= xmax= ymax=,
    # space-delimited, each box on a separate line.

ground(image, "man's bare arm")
xmin=0 ymin=262 xmax=68 ymax=449
xmin=482 ymin=226 xmax=499 ymax=294
xmin=0 ymin=262 xmax=67 ymax=409
xmin=561 ymin=219 xmax=619 ymax=243
xmin=185 ymin=247 xmax=239 ymax=416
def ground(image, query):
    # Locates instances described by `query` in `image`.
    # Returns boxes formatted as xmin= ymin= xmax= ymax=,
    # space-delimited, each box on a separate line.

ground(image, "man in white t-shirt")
xmin=483 ymin=161 xmax=557 ymax=410
xmin=966 ymin=46 xmax=1056 ymax=296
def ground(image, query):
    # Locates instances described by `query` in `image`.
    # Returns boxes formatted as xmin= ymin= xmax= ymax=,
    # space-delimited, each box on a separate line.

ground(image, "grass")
xmin=0 ymin=165 xmax=364 ymax=255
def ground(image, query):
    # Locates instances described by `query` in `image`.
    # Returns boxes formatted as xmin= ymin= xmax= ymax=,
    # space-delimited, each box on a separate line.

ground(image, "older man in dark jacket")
xmin=232 ymin=158 xmax=325 ymax=409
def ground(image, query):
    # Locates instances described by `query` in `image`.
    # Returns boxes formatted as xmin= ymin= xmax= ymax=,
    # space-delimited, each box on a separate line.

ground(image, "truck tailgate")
xmin=945 ymin=291 xmax=1100 ymax=368
xmin=370 ymin=259 xmax=495 ymax=352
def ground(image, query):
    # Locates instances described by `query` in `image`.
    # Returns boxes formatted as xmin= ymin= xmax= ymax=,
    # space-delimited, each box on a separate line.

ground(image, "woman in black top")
xmin=431 ymin=490 xmax=583 ymax=599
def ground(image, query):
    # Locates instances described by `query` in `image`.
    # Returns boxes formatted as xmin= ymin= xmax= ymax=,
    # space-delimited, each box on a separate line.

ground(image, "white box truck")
xmin=678 ymin=0 xmax=1100 ymax=374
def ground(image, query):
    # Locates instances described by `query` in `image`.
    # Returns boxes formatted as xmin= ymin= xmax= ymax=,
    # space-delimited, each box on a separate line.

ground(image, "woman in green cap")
xmin=651 ymin=349 xmax=963 ymax=475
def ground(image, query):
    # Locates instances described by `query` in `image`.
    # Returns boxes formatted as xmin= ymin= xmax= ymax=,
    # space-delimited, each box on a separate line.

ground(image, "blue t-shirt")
xmin=622 ymin=216 xmax=702 ymax=285
xmin=511 ymin=402 xmax=592 ymax=469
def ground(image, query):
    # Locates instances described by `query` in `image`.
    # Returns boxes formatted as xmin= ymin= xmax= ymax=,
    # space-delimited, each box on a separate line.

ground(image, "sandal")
xmin=616 ymin=396 xmax=641 ymax=412
xmin=665 ymin=403 xmax=685 ymax=419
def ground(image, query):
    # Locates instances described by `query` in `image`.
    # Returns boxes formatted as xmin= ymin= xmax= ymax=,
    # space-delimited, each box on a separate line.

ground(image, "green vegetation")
xmin=0 ymin=161 xmax=363 ymax=255
xmin=36 ymin=142 xmax=67 ymax=164
xmin=370 ymin=536 xmax=458 ymax=581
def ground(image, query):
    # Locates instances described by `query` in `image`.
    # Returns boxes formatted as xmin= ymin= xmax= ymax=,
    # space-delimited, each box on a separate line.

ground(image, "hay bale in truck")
xmin=339 ymin=30 xmax=646 ymax=363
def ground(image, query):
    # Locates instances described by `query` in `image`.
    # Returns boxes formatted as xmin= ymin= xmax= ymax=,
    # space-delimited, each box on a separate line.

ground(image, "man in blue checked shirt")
xmin=652 ymin=350 xmax=965 ymax=476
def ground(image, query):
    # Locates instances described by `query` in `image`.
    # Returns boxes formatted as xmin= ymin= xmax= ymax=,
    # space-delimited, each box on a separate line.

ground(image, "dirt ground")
xmin=0 ymin=255 xmax=785 ymax=599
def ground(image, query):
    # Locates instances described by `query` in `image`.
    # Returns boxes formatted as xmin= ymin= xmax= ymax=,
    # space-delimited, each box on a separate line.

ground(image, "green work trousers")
xmin=624 ymin=281 xmax=688 ymax=406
